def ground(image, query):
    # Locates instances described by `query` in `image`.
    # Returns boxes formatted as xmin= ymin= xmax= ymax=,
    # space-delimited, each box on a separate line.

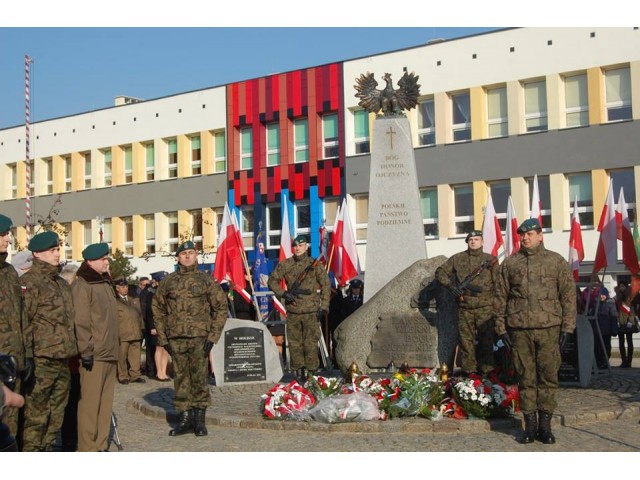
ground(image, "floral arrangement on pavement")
xmin=261 ymin=380 xmax=316 ymax=420
xmin=379 ymin=369 xmax=445 ymax=420
xmin=304 ymin=375 xmax=344 ymax=400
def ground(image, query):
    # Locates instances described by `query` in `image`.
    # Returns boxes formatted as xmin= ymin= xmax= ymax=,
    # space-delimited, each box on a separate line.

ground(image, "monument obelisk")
xmin=354 ymin=71 xmax=427 ymax=302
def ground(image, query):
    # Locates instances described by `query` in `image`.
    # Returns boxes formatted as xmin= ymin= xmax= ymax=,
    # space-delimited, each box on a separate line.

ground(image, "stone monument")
xmin=354 ymin=71 xmax=427 ymax=301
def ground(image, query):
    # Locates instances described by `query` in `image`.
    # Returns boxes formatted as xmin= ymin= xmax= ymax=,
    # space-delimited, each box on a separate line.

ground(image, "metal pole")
xmin=25 ymin=55 xmax=33 ymax=241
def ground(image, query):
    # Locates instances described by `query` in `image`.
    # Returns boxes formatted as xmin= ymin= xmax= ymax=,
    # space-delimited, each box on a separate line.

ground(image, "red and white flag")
xmin=329 ymin=198 xmax=360 ymax=286
xmin=505 ymin=196 xmax=520 ymax=256
xmin=616 ymin=187 xmax=639 ymax=275
xmin=213 ymin=203 xmax=251 ymax=303
xmin=274 ymin=198 xmax=293 ymax=317
xmin=482 ymin=191 xmax=504 ymax=257
xmin=593 ymin=183 xmax=618 ymax=275
xmin=530 ymin=174 xmax=543 ymax=227
xmin=568 ymin=196 xmax=585 ymax=280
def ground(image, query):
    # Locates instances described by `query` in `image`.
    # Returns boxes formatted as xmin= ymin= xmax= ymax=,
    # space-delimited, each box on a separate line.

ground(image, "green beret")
xmin=176 ymin=240 xmax=196 ymax=256
xmin=28 ymin=231 xmax=59 ymax=252
xmin=292 ymin=235 xmax=308 ymax=246
xmin=465 ymin=230 xmax=483 ymax=243
xmin=517 ymin=218 xmax=542 ymax=234
xmin=0 ymin=214 xmax=13 ymax=234
xmin=82 ymin=242 xmax=110 ymax=260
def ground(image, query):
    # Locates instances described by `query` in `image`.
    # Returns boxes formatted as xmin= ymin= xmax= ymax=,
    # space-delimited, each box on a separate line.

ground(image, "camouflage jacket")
xmin=116 ymin=295 xmax=144 ymax=342
xmin=435 ymin=248 xmax=498 ymax=309
xmin=21 ymin=259 xmax=77 ymax=359
xmin=152 ymin=264 xmax=227 ymax=345
xmin=268 ymin=255 xmax=331 ymax=314
xmin=494 ymin=244 xmax=576 ymax=335
xmin=0 ymin=252 xmax=26 ymax=370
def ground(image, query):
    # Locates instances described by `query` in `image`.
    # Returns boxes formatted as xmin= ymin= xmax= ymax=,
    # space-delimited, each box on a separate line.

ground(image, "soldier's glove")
xmin=499 ymin=333 xmax=513 ymax=351
xmin=81 ymin=356 xmax=94 ymax=372
xmin=283 ymin=291 xmax=296 ymax=304
xmin=203 ymin=340 xmax=214 ymax=357
xmin=449 ymin=285 xmax=464 ymax=299
xmin=22 ymin=358 xmax=35 ymax=383
xmin=317 ymin=309 xmax=328 ymax=322
xmin=163 ymin=344 xmax=172 ymax=356
xmin=559 ymin=332 xmax=571 ymax=351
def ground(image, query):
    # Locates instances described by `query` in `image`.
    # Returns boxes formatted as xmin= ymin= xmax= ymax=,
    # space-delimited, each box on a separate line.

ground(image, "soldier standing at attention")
xmin=0 ymin=214 xmax=31 ymax=444
xmin=494 ymin=218 xmax=576 ymax=445
xmin=435 ymin=230 xmax=499 ymax=376
xmin=20 ymin=231 xmax=78 ymax=451
xmin=152 ymin=241 xmax=227 ymax=437
xmin=114 ymin=277 xmax=146 ymax=385
xmin=72 ymin=242 xmax=119 ymax=452
xmin=268 ymin=235 xmax=331 ymax=382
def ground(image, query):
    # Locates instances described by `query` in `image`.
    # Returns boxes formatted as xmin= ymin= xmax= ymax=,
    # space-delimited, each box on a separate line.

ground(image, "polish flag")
xmin=482 ymin=191 xmax=504 ymax=257
xmin=530 ymin=174 xmax=543 ymax=227
xmin=213 ymin=203 xmax=251 ymax=302
xmin=279 ymin=199 xmax=293 ymax=262
xmin=616 ymin=187 xmax=639 ymax=275
xmin=568 ymin=196 xmax=585 ymax=280
xmin=329 ymin=198 xmax=360 ymax=286
xmin=505 ymin=196 xmax=520 ymax=256
xmin=592 ymin=183 xmax=618 ymax=274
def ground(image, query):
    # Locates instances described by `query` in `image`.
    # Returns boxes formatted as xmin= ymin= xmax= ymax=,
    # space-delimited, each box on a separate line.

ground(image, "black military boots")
xmin=519 ymin=412 xmax=537 ymax=444
xmin=537 ymin=410 xmax=556 ymax=444
xmin=193 ymin=408 xmax=208 ymax=436
xmin=169 ymin=410 xmax=195 ymax=436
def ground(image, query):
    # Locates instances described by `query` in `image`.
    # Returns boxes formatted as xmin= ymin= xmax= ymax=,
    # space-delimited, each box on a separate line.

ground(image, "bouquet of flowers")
xmin=380 ymin=369 xmax=445 ymax=419
xmin=450 ymin=376 xmax=495 ymax=419
xmin=304 ymin=375 xmax=343 ymax=400
xmin=261 ymin=380 xmax=316 ymax=420
xmin=489 ymin=382 xmax=520 ymax=416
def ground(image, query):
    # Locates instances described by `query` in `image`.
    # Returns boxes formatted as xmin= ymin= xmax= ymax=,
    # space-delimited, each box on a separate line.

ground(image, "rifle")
xmin=285 ymin=257 xmax=321 ymax=305
xmin=450 ymin=257 xmax=498 ymax=302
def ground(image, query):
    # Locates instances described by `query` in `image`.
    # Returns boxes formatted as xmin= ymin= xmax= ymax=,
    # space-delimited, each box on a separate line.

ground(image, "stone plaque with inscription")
xmin=367 ymin=313 xmax=438 ymax=368
xmin=363 ymin=116 xmax=427 ymax=302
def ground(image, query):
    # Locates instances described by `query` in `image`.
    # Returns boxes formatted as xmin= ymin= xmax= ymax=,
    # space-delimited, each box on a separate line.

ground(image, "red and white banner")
xmin=530 ymin=174 xmax=543 ymax=227
xmin=213 ymin=203 xmax=251 ymax=302
xmin=505 ymin=196 xmax=520 ymax=256
xmin=568 ymin=196 xmax=585 ymax=281
xmin=593 ymin=183 xmax=617 ymax=275
xmin=279 ymin=199 xmax=293 ymax=262
xmin=616 ymin=187 xmax=639 ymax=275
xmin=329 ymin=198 xmax=360 ymax=286
xmin=482 ymin=191 xmax=504 ymax=257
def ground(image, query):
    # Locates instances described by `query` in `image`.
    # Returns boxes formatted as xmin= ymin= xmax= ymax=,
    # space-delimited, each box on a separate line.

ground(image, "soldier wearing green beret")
xmin=268 ymin=235 xmax=331 ymax=382
xmin=152 ymin=240 xmax=228 ymax=437
xmin=0 ymin=214 xmax=30 ymax=444
xmin=20 ymin=231 xmax=78 ymax=451
xmin=494 ymin=218 xmax=576 ymax=445
xmin=72 ymin=242 xmax=119 ymax=451
xmin=435 ymin=230 xmax=499 ymax=375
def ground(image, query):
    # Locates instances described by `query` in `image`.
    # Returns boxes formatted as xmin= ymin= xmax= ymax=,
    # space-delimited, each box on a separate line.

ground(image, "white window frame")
xmin=123 ymin=145 xmax=133 ymax=184
xmin=144 ymin=214 xmax=155 ymax=255
xmin=82 ymin=220 xmax=92 ymax=248
xmin=9 ymin=163 xmax=17 ymax=199
xmin=122 ymin=216 xmax=134 ymax=256
xmin=103 ymin=149 xmax=112 ymax=187
xmin=266 ymin=123 xmax=280 ymax=166
xmin=417 ymin=97 xmax=436 ymax=146
xmin=451 ymin=92 xmax=471 ymax=142
xmin=564 ymin=73 xmax=589 ymax=128
xmin=189 ymin=209 xmax=203 ymax=250
xmin=145 ymin=143 xmax=155 ymax=181
xmin=488 ymin=180 xmax=510 ymax=232
xmin=353 ymin=110 xmax=370 ymax=154
xmin=605 ymin=66 xmax=632 ymax=123
xmin=354 ymin=194 xmax=369 ymax=243
xmin=239 ymin=206 xmax=254 ymax=250
xmin=191 ymin=135 xmax=201 ymax=176
xmin=62 ymin=222 xmax=72 ymax=259
xmin=453 ymin=184 xmax=474 ymax=236
xmin=167 ymin=139 xmax=178 ymax=179
xmin=322 ymin=113 xmax=339 ymax=159
xmin=420 ymin=188 xmax=439 ymax=239
xmin=294 ymin=118 xmax=309 ymax=163
xmin=63 ymin=155 xmax=72 ymax=192
xmin=213 ymin=131 xmax=226 ymax=173
xmin=486 ymin=86 xmax=508 ymax=138
xmin=166 ymin=212 xmax=179 ymax=253
xmin=293 ymin=200 xmax=311 ymax=237
xmin=524 ymin=80 xmax=548 ymax=133
xmin=240 ymin=128 xmax=253 ymax=170
xmin=568 ymin=173 xmax=594 ymax=229
xmin=83 ymin=152 xmax=92 ymax=190
xmin=266 ymin=203 xmax=282 ymax=250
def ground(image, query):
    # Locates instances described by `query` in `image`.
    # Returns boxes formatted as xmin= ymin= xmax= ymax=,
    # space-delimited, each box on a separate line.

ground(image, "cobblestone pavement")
xmin=105 ymin=364 xmax=640 ymax=453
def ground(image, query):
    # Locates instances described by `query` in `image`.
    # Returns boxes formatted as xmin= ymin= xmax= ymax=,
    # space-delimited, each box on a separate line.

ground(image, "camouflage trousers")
xmin=287 ymin=312 xmax=321 ymax=370
xmin=22 ymin=357 xmax=70 ymax=451
xmin=511 ymin=326 xmax=561 ymax=414
xmin=169 ymin=337 xmax=211 ymax=412
xmin=458 ymin=307 xmax=495 ymax=374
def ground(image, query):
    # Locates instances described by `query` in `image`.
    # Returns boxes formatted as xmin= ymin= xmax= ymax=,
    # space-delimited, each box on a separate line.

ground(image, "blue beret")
xmin=517 ymin=218 xmax=542 ymax=234
xmin=28 ymin=231 xmax=59 ymax=252
xmin=151 ymin=271 xmax=168 ymax=281
xmin=176 ymin=240 xmax=196 ymax=256
xmin=0 ymin=214 xmax=13 ymax=234
xmin=292 ymin=235 xmax=308 ymax=246
xmin=82 ymin=242 xmax=110 ymax=260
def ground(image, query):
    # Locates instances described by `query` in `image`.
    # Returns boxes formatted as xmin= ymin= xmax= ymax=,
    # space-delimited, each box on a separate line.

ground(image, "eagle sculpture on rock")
xmin=354 ymin=71 xmax=421 ymax=116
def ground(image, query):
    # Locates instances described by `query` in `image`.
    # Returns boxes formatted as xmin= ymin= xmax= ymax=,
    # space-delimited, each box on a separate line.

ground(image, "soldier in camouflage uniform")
xmin=494 ymin=218 xmax=576 ymax=445
xmin=268 ymin=235 xmax=331 ymax=381
xmin=152 ymin=241 xmax=227 ymax=437
xmin=435 ymin=230 xmax=499 ymax=375
xmin=20 ymin=231 xmax=78 ymax=451
xmin=0 ymin=214 xmax=31 ymax=442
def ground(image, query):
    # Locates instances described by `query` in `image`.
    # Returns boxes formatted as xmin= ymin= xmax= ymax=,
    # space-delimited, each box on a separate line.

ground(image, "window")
xmin=8 ymin=163 xmax=17 ymax=198
xmin=214 ymin=131 xmax=226 ymax=172
xmin=322 ymin=114 xmax=339 ymax=159
xmin=605 ymin=67 xmax=632 ymax=122
xmin=354 ymin=195 xmax=369 ymax=241
xmin=103 ymin=149 xmax=112 ymax=186
xmin=189 ymin=209 xmax=203 ymax=249
xmin=417 ymin=98 xmax=436 ymax=146
xmin=44 ymin=158 xmax=53 ymax=194
xmin=191 ymin=135 xmax=201 ymax=175
xmin=83 ymin=152 xmax=92 ymax=189
xmin=61 ymin=222 xmax=72 ymax=259
xmin=82 ymin=220 xmax=92 ymax=248
xmin=239 ymin=206 xmax=254 ymax=249
xmin=527 ymin=176 xmax=552 ymax=230
xmin=123 ymin=146 xmax=132 ymax=184
xmin=524 ymin=80 xmax=548 ymax=132
xmin=266 ymin=123 xmax=280 ymax=166
xmin=167 ymin=139 xmax=178 ymax=178
xmin=213 ymin=207 xmax=224 ymax=246
xmin=453 ymin=184 xmax=474 ymax=235
xmin=420 ymin=188 xmax=439 ymax=238
xmin=488 ymin=180 xmax=510 ymax=231
xmin=240 ymin=128 xmax=253 ymax=170
xmin=564 ymin=74 xmax=589 ymax=127
xmin=100 ymin=218 xmax=112 ymax=245
xmin=354 ymin=110 xmax=370 ymax=154
xmin=568 ymin=173 xmax=594 ymax=228
xmin=294 ymin=201 xmax=310 ymax=237
xmin=323 ymin=197 xmax=340 ymax=231
xmin=144 ymin=215 xmax=155 ymax=254
xmin=266 ymin=204 xmax=282 ymax=249
xmin=167 ymin=212 xmax=178 ymax=253
xmin=451 ymin=92 xmax=471 ymax=142
xmin=294 ymin=118 xmax=309 ymax=163
xmin=145 ymin=143 xmax=155 ymax=181
xmin=122 ymin=216 xmax=133 ymax=255
xmin=611 ymin=169 xmax=636 ymax=223
xmin=487 ymin=87 xmax=508 ymax=138
xmin=64 ymin=155 xmax=72 ymax=192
